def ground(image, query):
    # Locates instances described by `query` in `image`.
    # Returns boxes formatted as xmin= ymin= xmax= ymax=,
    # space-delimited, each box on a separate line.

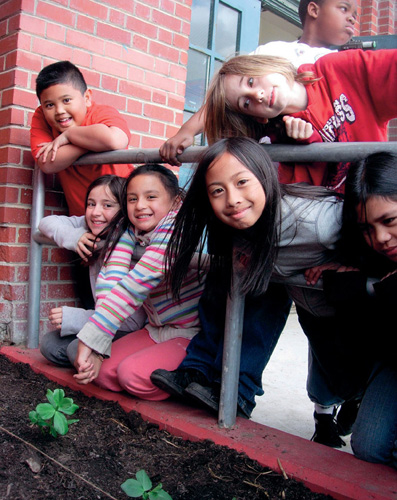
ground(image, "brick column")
xmin=0 ymin=0 xmax=192 ymax=344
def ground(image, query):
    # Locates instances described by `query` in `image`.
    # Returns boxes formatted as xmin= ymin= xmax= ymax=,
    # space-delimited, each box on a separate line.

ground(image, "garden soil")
xmin=0 ymin=355 xmax=334 ymax=500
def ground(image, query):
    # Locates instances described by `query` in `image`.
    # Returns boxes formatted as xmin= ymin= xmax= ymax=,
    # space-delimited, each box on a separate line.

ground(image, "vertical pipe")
xmin=27 ymin=166 xmax=45 ymax=348
xmin=218 ymin=253 xmax=245 ymax=428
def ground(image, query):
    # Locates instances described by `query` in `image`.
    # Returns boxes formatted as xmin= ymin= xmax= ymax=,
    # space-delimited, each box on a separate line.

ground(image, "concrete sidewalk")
xmin=1 ymin=343 xmax=395 ymax=500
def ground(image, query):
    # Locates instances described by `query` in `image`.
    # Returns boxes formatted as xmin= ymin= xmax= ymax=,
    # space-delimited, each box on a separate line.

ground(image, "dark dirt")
xmin=0 ymin=355 xmax=334 ymax=500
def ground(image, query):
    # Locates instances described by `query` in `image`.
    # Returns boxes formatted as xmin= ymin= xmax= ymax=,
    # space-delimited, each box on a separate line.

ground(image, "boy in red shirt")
xmin=30 ymin=61 xmax=134 ymax=216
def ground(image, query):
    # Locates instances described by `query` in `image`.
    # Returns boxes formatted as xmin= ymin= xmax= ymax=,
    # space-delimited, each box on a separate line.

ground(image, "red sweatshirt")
xmin=30 ymin=101 xmax=134 ymax=216
xmin=278 ymin=49 xmax=397 ymax=192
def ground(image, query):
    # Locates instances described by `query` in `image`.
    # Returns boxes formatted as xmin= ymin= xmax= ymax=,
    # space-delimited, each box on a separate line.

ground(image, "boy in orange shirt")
xmin=30 ymin=61 xmax=134 ymax=216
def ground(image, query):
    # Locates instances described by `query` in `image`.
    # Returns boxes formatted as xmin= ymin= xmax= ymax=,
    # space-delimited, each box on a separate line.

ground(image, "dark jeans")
xmin=297 ymin=305 xmax=373 ymax=403
xmin=351 ymin=363 xmax=397 ymax=469
xmin=180 ymin=280 xmax=292 ymax=416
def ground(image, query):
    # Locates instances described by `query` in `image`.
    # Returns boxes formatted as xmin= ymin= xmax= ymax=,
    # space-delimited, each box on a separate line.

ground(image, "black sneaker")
xmin=337 ymin=399 xmax=361 ymax=436
xmin=311 ymin=411 xmax=346 ymax=448
xmin=150 ymin=368 xmax=209 ymax=398
xmin=184 ymin=382 xmax=251 ymax=419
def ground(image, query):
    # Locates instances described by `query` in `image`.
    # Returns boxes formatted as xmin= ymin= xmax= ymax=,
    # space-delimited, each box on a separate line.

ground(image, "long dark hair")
xmin=166 ymin=137 xmax=282 ymax=298
xmin=100 ymin=164 xmax=182 ymax=264
xmin=85 ymin=175 xmax=124 ymax=264
xmin=342 ymin=151 xmax=397 ymax=274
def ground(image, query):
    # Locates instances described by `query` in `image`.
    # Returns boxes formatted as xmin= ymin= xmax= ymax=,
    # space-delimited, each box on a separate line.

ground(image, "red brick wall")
xmin=0 ymin=0 xmax=192 ymax=344
xmin=358 ymin=0 xmax=395 ymax=35
xmin=356 ymin=0 xmax=397 ymax=141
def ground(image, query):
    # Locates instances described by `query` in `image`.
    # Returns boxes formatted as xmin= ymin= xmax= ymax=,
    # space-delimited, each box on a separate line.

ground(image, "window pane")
xmin=183 ymin=111 xmax=205 ymax=147
xmin=185 ymin=49 xmax=209 ymax=113
xmin=215 ymin=2 xmax=240 ymax=58
xmin=214 ymin=58 xmax=223 ymax=75
xmin=190 ymin=0 xmax=212 ymax=49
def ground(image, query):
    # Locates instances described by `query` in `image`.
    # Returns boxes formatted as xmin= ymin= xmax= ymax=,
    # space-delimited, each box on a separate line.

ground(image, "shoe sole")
xmin=150 ymin=372 xmax=185 ymax=399
xmin=184 ymin=382 xmax=219 ymax=413
xmin=185 ymin=383 xmax=250 ymax=419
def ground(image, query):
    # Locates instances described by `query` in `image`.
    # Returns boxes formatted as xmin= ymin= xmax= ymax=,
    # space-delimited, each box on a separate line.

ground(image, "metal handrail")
xmin=28 ymin=142 xmax=397 ymax=428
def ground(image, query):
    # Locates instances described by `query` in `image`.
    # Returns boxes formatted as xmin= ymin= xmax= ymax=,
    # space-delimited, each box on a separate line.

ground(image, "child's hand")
xmin=283 ymin=116 xmax=313 ymax=140
xmin=160 ymin=132 xmax=194 ymax=166
xmin=48 ymin=307 xmax=63 ymax=330
xmin=304 ymin=262 xmax=358 ymax=285
xmin=77 ymin=232 xmax=97 ymax=261
xmin=73 ymin=342 xmax=103 ymax=384
xmin=37 ymin=132 xmax=71 ymax=162
xmin=381 ymin=269 xmax=397 ymax=281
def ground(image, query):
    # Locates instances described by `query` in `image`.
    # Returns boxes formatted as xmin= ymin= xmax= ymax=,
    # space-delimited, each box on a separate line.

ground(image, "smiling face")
xmin=85 ymin=185 xmax=120 ymax=236
xmin=205 ymin=152 xmax=266 ymax=230
xmin=357 ymin=196 xmax=397 ymax=262
xmin=126 ymin=174 xmax=176 ymax=233
xmin=224 ymin=73 xmax=300 ymax=122
xmin=313 ymin=0 xmax=358 ymax=47
xmin=40 ymin=82 xmax=92 ymax=134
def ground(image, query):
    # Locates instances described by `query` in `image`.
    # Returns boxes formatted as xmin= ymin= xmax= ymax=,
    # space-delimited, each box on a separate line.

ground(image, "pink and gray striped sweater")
xmin=77 ymin=210 xmax=205 ymax=357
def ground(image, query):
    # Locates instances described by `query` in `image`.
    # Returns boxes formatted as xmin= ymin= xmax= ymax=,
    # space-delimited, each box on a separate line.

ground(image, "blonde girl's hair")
xmin=204 ymin=54 xmax=318 ymax=144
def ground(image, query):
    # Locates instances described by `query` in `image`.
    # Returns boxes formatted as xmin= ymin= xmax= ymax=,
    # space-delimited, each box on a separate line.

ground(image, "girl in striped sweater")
xmin=73 ymin=165 xmax=205 ymax=401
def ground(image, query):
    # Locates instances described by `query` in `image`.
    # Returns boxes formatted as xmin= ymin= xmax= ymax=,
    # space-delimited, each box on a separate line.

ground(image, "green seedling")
xmin=29 ymin=388 xmax=79 ymax=438
xmin=121 ymin=469 xmax=173 ymax=499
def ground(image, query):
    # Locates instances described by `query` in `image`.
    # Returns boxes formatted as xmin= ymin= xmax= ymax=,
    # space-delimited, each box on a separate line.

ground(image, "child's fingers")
xmin=76 ymin=360 xmax=93 ymax=373
xmin=76 ymin=247 xmax=89 ymax=262
xmin=50 ymin=144 xmax=59 ymax=161
xmin=76 ymin=242 xmax=93 ymax=261
xmin=283 ymin=116 xmax=313 ymax=140
xmin=304 ymin=267 xmax=321 ymax=285
xmin=49 ymin=307 xmax=63 ymax=328
xmin=39 ymin=146 xmax=49 ymax=163
xmin=36 ymin=142 xmax=52 ymax=161
xmin=73 ymin=369 xmax=95 ymax=384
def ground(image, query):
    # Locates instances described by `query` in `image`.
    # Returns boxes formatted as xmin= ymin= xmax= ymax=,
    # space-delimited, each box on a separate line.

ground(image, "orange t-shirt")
xmin=30 ymin=101 xmax=134 ymax=216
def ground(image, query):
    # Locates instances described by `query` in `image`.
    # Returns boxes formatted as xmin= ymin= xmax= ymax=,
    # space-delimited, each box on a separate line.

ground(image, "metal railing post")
xmin=218 ymin=258 xmax=245 ymax=428
xmin=27 ymin=165 xmax=45 ymax=348
xmin=28 ymin=142 xmax=397 ymax=427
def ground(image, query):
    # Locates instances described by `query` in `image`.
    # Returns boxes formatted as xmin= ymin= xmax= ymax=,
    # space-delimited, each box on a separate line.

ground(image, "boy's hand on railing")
xmin=283 ymin=116 xmax=313 ymax=140
xmin=77 ymin=232 xmax=96 ymax=261
xmin=48 ymin=307 xmax=63 ymax=330
xmin=37 ymin=132 xmax=71 ymax=162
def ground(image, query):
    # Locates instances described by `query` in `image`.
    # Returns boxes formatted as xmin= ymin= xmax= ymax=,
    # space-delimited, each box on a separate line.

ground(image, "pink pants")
xmin=95 ymin=328 xmax=190 ymax=401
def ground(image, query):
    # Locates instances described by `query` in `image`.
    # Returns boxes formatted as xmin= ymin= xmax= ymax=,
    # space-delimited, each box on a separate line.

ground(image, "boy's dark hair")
xmin=298 ymin=0 xmax=324 ymax=27
xmin=36 ymin=61 xmax=87 ymax=100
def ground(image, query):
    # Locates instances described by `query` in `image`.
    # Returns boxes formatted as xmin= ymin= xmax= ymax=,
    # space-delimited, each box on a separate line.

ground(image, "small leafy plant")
xmin=29 ymin=388 xmax=79 ymax=437
xmin=121 ymin=469 xmax=173 ymax=499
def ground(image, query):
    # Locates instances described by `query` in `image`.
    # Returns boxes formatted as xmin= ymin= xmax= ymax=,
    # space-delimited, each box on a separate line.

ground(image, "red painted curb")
xmin=1 ymin=345 xmax=396 ymax=500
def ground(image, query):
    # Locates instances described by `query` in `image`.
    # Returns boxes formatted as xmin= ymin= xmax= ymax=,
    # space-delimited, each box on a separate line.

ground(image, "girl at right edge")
xmin=320 ymin=152 xmax=397 ymax=468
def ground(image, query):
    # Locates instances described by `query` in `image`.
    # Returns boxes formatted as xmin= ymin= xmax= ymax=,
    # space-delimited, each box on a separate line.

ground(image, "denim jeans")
xmin=351 ymin=364 xmax=397 ymax=469
xmin=179 ymin=280 xmax=292 ymax=416
xmin=40 ymin=330 xmax=78 ymax=367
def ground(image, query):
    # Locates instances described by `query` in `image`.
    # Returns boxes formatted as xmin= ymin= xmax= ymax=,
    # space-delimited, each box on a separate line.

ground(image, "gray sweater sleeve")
xmin=38 ymin=215 xmax=88 ymax=251
xmin=60 ymin=306 xmax=94 ymax=337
